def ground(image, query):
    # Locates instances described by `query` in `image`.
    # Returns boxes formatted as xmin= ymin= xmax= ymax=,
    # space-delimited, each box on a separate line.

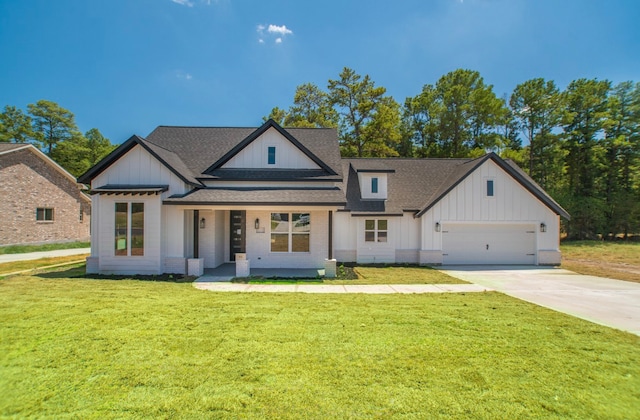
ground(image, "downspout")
xmin=194 ymin=209 xmax=199 ymax=259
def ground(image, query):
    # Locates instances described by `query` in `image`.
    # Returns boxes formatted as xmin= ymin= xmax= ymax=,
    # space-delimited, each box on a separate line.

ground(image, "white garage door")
xmin=442 ymin=223 xmax=536 ymax=265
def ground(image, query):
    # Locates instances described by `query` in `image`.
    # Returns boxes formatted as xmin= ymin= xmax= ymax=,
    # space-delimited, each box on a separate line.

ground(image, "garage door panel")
xmin=442 ymin=223 xmax=536 ymax=265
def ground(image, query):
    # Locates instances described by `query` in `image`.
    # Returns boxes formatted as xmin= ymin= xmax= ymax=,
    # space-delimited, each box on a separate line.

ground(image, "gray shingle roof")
xmin=164 ymin=187 xmax=346 ymax=206
xmin=341 ymin=157 xmax=473 ymax=214
xmin=144 ymin=121 xmax=343 ymax=180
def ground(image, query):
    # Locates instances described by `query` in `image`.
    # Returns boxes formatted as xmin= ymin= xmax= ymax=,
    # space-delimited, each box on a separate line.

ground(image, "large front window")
xmin=115 ymin=202 xmax=144 ymax=256
xmin=271 ymin=213 xmax=310 ymax=253
xmin=365 ymin=219 xmax=387 ymax=242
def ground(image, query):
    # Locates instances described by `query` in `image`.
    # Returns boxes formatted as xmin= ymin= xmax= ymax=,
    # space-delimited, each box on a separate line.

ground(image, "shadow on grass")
xmin=35 ymin=266 xmax=196 ymax=283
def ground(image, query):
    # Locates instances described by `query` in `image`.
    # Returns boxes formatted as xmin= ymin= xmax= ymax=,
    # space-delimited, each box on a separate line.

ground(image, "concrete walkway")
xmin=194 ymin=282 xmax=492 ymax=294
xmin=440 ymin=266 xmax=640 ymax=336
xmin=0 ymin=248 xmax=90 ymax=263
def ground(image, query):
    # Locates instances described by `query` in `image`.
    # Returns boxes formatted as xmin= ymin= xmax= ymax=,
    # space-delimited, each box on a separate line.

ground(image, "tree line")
xmin=266 ymin=68 xmax=640 ymax=240
xmin=0 ymin=100 xmax=116 ymax=178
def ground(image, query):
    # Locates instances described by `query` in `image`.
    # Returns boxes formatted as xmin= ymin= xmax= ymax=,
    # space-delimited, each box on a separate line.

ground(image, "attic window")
xmin=371 ymin=177 xmax=379 ymax=194
xmin=268 ymin=146 xmax=276 ymax=165
xmin=486 ymin=179 xmax=495 ymax=197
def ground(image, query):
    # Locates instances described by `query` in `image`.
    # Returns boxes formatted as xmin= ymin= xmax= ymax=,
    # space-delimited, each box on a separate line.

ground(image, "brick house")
xmin=0 ymin=143 xmax=91 ymax=246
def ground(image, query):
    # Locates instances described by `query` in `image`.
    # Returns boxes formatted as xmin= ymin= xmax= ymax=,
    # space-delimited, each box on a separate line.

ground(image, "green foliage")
xmin=0 ymin=105 xmax=32 ymax=143
xmin=328 ymin=67 xmax=401 ymax=157
xmin=27 ymin=99 xmax=79 ymax=155
xmin=510 ymin=78 xmax=564 ymax=190
xmin=404 ymin=69 xmax=508 ymax=157
xmin=52 ymin=128 xmax=116 ymax=177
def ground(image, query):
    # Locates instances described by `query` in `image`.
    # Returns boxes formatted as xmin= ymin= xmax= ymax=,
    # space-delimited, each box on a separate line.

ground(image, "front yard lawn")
xmin=561 ymin=241 xmax=640 ymax=283
xmin=0 ymin=241 xmax=90 ymax=255
xmin=327 ymin=265 xmax=466 ymax=284
xmin=1 ymin=274 xmax=638 ymax=418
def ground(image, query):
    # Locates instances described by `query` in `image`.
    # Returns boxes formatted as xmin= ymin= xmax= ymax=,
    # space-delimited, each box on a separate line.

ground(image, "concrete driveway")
xmin=440 ymin=266 xmax=640 ymax=336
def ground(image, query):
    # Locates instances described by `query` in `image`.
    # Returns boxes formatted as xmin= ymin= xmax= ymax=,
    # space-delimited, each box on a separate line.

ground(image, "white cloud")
xmin=257 ymin=23 xmax=293 ymax=44
xmin=268 ymin=24 xmax=293 ymax=36
xmin=171 ymin=0 xmax=194 ymax=7
xmin=175 ymin=71 xmax=193 ymax=80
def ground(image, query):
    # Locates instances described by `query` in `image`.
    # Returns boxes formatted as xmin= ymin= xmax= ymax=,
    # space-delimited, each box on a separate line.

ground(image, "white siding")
xmin=92 ymin=145 xmax=188 ymax=196
xmin=222 ymin=127 xmax=320 ymax=169
xmin=420 ymin=159 xmax=560 ymax=257
xmin=355 ymin=217 xmax=395 ymax=264
xmin=244 ymin=209 xmax=329 ymax=268
xmin=333 ymin=212 xmax=357 ymax=262
xmin=358 ymin=173 xmax=388 ymax=199
xmin=95 ymin=194 xmax=163 ymax=275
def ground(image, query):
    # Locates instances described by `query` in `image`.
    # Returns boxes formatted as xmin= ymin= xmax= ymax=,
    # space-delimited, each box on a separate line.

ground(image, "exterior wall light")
xmin=540 ymin=222 xmax=546 ymax=233
xmin=200 ymin=217 xmax=206 ymax=229
xmin=255 ymin=218 xmax=260 ymax=229
xmin=435 ymin=222 xmax=441 ymax=232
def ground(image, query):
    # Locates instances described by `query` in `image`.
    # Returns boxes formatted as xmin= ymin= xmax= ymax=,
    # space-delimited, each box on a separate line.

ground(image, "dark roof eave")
xmin=163 ymin=201 xmax=346 ymax=206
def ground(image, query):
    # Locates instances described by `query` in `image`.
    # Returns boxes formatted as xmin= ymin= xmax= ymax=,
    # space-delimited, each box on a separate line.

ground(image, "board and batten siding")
xmin=419 ymin=159 xmax=560 ymax=264
xmin=333 ymin=212 xmax=421 ymax=263
xmin=94 ymin=194 xmax=163 ymax=275
xmin=91 ymin=145 xmax=188 ymax=196
xmin=222 ymin=128 xmax=320 ymax=170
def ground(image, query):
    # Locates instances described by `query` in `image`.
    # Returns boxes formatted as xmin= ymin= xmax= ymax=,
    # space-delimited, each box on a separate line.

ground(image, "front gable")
xmin=222 ymin=127 xmax=321 ymax=170
xmin=204 ymin=119 xmax=337 ymax=175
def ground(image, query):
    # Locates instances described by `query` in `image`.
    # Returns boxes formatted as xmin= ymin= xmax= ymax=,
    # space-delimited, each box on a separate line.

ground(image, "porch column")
xmin=193 ymin=209 xmax=199 ymax=259
xmin=328 ymin=210 xmax=333 ymax=260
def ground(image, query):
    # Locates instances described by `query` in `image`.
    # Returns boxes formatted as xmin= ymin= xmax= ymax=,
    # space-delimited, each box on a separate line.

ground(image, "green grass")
xmin=561 ymin=240 xmax=640 ymax=283
xmin=1 ymin=273 xmax=638 ymax=418
xmin=0 ymin=255 xmax=89 ymax=276
xmin=0 ymin=241 xmax=90 ymax=255
xmin=326 ymin=265 xmax=467 ymax=284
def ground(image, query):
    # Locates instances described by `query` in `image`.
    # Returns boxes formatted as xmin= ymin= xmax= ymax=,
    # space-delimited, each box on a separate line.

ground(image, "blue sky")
xmin=1 ymin=0 xmax=638 ymax=144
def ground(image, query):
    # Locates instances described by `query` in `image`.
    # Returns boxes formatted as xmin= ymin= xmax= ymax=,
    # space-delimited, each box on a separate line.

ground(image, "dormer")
xmin=357 ymin=169 xmax=393 ymax=200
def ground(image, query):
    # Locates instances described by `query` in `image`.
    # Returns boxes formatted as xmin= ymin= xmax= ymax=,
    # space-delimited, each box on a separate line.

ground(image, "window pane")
xmin=292 ymin=234 xmax=309 ymax=252
xmin=45 ymin=208 xmax=53 ymax=221
xmin=268 ymin=146 xmax=276 ymax=165
xmin=378 ymin=219 xmax=387 ymax=230
xmin=115 ymin=203 xmax=128 ymax=256
xmin=371 ymin=177 xmax=378 ymax=193
xmin=292 ymin=213 xmax=310 ymax=232
xmin=365 ymin=231 xmax=375 ymax=242
xmin=377 ymin=231 xmax=388 ymax=242
xmin=271 ymin=213 xmax=289 ymax=232
xmin=130 ymin=203 xmax=144 ymax=256
xmin=36 ymin=208 xmax=44 ymax=221
xmin=487 ymin=180 xmax=494 ymax=197
xmin=271 ymin=234 xmax=288 ymax=252
xmin=365 ymin=220 xmax=375 ymax=230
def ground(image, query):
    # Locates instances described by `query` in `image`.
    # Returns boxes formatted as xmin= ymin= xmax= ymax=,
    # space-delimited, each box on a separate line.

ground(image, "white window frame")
xmin=364 ymin=219 xmax=388 ymax=243
xmin=270 ymin=212 xmax=310 ymax=253
xmin=485 ymin=178 xmax=495 ymax=198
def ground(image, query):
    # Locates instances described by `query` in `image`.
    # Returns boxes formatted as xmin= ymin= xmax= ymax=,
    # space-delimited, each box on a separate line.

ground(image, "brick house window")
xmin=36 ymin=207 xmax=54 ymax=222
xmin=79 ymin=207 xmax=84 ymax=222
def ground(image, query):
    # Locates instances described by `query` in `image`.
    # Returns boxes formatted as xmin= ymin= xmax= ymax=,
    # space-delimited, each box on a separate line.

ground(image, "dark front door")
xmin=230 ymin=210 xmax=246 ymax=261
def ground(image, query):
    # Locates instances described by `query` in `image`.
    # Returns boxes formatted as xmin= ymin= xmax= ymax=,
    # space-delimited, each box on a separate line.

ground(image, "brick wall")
xmin=0 ymin=148 xmax=91 ymax=246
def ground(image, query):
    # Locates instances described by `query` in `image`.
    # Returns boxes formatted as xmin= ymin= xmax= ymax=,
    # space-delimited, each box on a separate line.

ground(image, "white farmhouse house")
xmin=78 ymin=120 xmax=569 ymax=275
